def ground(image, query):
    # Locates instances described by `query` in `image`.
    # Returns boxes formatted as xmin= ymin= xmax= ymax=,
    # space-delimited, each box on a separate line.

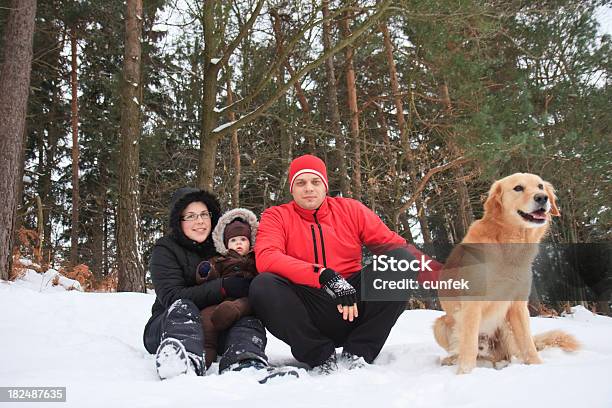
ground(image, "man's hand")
xmin=319 ymin=268 xmax=359 ymax=321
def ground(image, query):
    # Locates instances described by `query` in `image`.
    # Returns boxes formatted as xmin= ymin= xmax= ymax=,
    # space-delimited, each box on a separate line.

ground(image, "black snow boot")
xmin=310 ymin=352 xmax=338 ymax=375
xmin=155 ymin=337 xmax=205 ymax=380
xmin=340 ymin=351 xmax=368 ymax=370
xmin=223 ymin=359 xmax=299 ymax=384
xmin=156 ymin=338 xmax=190 ymax=380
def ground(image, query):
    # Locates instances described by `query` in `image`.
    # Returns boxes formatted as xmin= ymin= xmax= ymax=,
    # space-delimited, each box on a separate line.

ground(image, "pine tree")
xmin=0 ymin=0 xmax=37 ymax=280
xmin=117 ymin=0 xmax=146 ymax=292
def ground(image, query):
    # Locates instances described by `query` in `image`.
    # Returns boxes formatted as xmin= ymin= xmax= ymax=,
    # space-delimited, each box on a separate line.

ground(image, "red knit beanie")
xmin=288 ymin=155 xmax=329 ymax=193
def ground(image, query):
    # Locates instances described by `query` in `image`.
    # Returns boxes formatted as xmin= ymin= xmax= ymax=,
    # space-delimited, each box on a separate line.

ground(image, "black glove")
xmin=319 ymin=268 xmax=357 ymax=307
xmin=221 ymin=276 xmax=252 ymax=298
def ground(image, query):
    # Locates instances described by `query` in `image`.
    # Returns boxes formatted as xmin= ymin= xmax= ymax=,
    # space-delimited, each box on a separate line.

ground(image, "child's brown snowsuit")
xmin=196 ymin=208 xmax=259 ymax=368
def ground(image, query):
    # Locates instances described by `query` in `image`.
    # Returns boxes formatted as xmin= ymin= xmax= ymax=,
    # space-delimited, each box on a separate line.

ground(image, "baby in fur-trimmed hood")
xmin=198 ymin=208 xmax=259 ymax=368
xmin=212 ymin=207 xmax=258 ymax=256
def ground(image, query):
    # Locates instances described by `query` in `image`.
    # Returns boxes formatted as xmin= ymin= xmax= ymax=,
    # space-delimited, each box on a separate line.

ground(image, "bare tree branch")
xmin=218 ymin=0 xmax=264 ymax=67
xmin=219 ymin=3 xmax=350 ymax=115
xmin=394 ymin=157 xmax=471 ymax=226
xmin=213 ymin=0 xmax=393 ymax=138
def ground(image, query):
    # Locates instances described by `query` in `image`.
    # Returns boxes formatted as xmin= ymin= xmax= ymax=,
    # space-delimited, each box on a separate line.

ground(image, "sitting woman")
xmin=142 ymin=187 xmax=268 ymax=379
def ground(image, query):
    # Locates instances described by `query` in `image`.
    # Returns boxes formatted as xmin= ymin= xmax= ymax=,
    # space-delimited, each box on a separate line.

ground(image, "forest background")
xmin=0 ymin=0 xmax=609 ymax=313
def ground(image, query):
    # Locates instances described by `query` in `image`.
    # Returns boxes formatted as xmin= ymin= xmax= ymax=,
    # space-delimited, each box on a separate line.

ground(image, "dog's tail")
xmin=533 ymin=330 xmax=580 ymax=352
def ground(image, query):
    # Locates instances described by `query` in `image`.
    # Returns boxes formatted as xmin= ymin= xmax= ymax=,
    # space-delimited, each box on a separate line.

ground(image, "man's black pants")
xmin=249 ymin=269 xmax=406 ymax=367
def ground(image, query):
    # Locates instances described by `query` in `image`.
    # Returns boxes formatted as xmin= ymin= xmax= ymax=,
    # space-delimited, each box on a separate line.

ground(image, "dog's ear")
xmin=484 ymin=180 xmax=503 ymax=216
xmin=544 ymin=181 xmax=560 ymax=216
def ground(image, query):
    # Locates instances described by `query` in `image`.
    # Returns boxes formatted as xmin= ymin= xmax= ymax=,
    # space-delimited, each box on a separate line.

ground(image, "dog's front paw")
xmin=456 ymin=359 xmax=476 ymax=374
xmin=440 ymin=355 xmax=457 ymax=366
xmin=524 ymin=354 xmax=543 ymax=365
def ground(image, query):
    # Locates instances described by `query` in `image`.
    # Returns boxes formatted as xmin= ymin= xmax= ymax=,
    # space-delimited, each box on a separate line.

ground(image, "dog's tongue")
xmin=530 ymin=210 xmax=547 ymax=220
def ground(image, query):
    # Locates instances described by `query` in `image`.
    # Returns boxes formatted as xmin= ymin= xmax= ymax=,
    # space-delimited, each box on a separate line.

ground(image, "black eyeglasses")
xmin=181 ymin=211 xmax=211 ymax=222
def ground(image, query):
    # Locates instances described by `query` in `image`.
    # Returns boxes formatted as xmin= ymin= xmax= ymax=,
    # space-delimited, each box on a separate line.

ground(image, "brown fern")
xmin=60 ymin=264 xmax=94 ymax=291
xmin=92 ymin=270 xmax=118 ymax=292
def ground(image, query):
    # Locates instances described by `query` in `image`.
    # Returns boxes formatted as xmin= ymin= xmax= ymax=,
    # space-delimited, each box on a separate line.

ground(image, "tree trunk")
xmin=268 ymin=9 xmax=297 ymax=195
xmin=322 ymin=0 xmax=349 ymax=196
xmin=198 ymin=130 xmax=220 ymax=191
xmin=30 ymin=23 xmax=62 ymax=260
xmin=34 ymin=25 xmax=63 ymax=260
xmin=196 ymin=66 xmax=221 ymax=190
xmin=117 ymin=0 xmax=145 ymax=293
xmin=35 ymin=195 xmax=43 ymax=263
xmin=270 ymin=8 xmax=315 ymax=154
xmin=380 ymin=21 xmax=429 ymax=243
xmin=340 ymin=10 xmax=361 ymax=200
xmin=278 ymin=74 xmax=293 ymax=203
xmin=40 ymin=103 xmax=59 ymax=257
xmin=266 ymin=59 xmax=293 ymax=203
xmin=0 ymin=0 xmax=37 ymax=280
xmin=90 ymin=205 xmax=104 ymax=280
xmin=363 ymin=121 xmax=377 ymax=212
xmin=90 ymin=173 xmax=107 ymax=280
xmin=375 ymin=104 xmax=392 ymax=155
xmin=196 ymin=0 xmax=222 ymax=190
xmin=103 ymin=202 xmax=109 ymax=277
xmin=438 ymin=81 xmax=474 ymax=238
xmin=70 ymin=28 xmax=80 ymax=265
xmin=14 ymin=125 xmax=28 ymax=256
xmin=226 ymin=76 xmax=241 ymax=207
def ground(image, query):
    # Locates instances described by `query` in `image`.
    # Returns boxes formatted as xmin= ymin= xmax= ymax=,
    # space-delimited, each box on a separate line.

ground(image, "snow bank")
xmin=0 ymin=280 xmax=610 ymax=408
xmin=12 ymin=268 xmax=83 ymax=292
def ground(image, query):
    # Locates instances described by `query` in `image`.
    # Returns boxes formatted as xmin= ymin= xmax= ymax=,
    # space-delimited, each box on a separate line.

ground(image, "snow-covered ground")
xmin=1 ymin=272 xmax=611 ymax=408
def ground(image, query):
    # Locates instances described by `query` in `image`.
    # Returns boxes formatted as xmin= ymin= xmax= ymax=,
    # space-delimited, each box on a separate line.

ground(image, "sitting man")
xmin=249 ymin=154 xmax=442 ymax=373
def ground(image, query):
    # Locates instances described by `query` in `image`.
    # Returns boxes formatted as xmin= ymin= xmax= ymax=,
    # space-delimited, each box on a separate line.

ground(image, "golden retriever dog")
xmin=433 ymin=173 xmax=579 ymax=374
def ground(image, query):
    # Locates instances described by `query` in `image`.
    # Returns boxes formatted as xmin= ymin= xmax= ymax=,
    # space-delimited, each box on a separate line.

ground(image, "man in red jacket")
xmin=249 ymin=154 xmax=442 ymax=373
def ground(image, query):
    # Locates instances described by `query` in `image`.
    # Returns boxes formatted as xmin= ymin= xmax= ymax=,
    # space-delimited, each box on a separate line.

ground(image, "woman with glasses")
xmin=142 ymin=187 xmax=268 ymax=380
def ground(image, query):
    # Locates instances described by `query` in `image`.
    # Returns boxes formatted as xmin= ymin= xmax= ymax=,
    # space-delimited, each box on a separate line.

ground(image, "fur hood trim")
xmin=212 ymin=208 xmax=259 ymax=255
